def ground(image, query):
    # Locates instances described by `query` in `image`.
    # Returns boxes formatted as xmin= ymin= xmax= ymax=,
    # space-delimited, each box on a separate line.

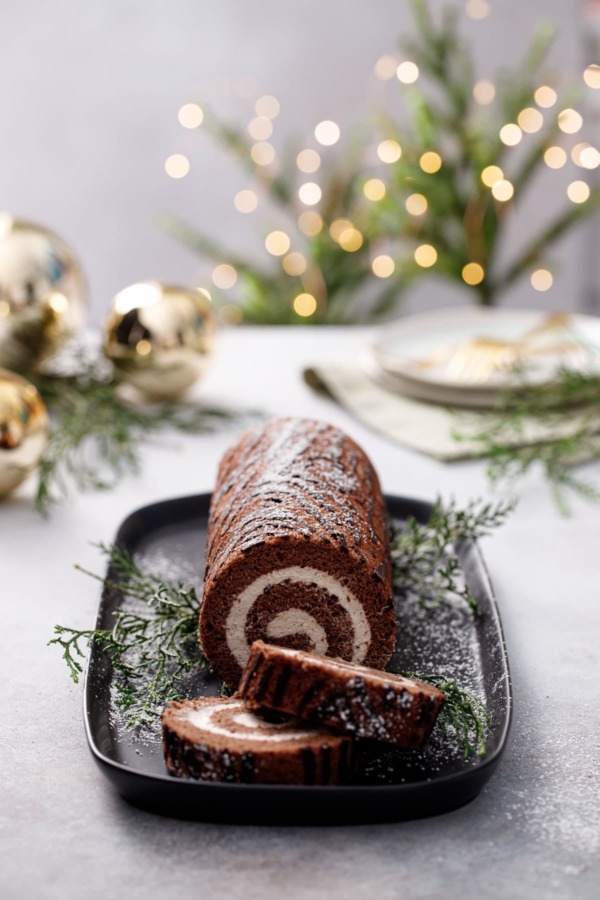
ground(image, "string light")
xmin=234 ymin=189 xmax=258 ymax=213
xmin=339 ymin=228 xmax=363 ymax=252
xmin=296 ymin=149 xmax=321 ymax=173
xmin=544 ymin=146 xmax=567 ymax=169
xmin=374 ymin=55 xmax=398 ymax=81
xmin=396 ymin=61 xmax=419 ymax=84
xmin=579 ymin=146 xmax=600 ymax=169
xmin=481 ymin=165 xmax=503 ymax=187
xmin=414 ymin=244 xmax=437 ymax=267
xmin=534 ymin=86 xmax=557 ymax=108
xmin=466 ymin=0 xmax=491 ymax=20
xmin=255 ymin=95 xmax=280 ymax=119
xmin=530 ymin=269 xmax=553 ymax=292
xmin=492 ymin=179 xmax=514 ymax=201
xmin=372 ymin=255 xmax=395 ymax=277
xmin=298 ymin=211 xmax=323 ymax=235
xmin=558 ymin=108 xmax=583 ymax=134
xmin=567 ymin=180 xmax=590 ymax=203
xmin=473 ymin=80 xmax=495 ymax=105
xmin=165 ymin=154 xmax=190 ymax=178
xmin=377 ymin=140 xmax=402 ymax=163
xmin=462 ymin=263 xmax=485 ymax=285
xmin=282 ymin=252 xmax=307 ymax=276
xmin=405 ymin=193 xmax=428 ymax=215
xmin=363 ymin=178 xmax=386 ymax=201
xmin=518 ymin=107 xmax=544 ymax=133
xmin=583 ymin=64 xmax=600 ymax=89
xmin=178 ymin=103 xmax=203 ymax=128
xmin=212 ymin=264 xmax=237 ymax=289
xmin=419 ymin=151 xmax=442 ymax=173
xmin=248 ymin=116 xmax=273 ymax=140
xmin=298 ymin=182 xmax=322 ymax=205
xmin=293 ymin=293 xmax=317 ymax=317
xmin=314 ymin=121 xmax=340 ymax=146
xmin=330 ymin=218 xmax=354 ymax=242
xmin=136 ymin=339 xmax=152 ymax=357
xmin=265 ymin=230 xmax=291 ymax=256
xmin=499 ymin=124 xmax=522 ymax=146
xmin=251 ymin=142 xmax=275 ymax=165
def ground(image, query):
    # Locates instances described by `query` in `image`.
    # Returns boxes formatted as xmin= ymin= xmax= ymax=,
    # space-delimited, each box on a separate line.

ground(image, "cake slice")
xmin=162 ymin=696 xmax=355 ymax=784
xmin=200 ymin=417 xmax=396 ymax=690
xmin=239 ymin=641 xmax=445 ymax=747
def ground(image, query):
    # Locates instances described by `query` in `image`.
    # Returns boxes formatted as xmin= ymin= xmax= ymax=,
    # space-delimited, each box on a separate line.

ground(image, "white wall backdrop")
xmin=0 ymin=0 xmax=591 ymax=323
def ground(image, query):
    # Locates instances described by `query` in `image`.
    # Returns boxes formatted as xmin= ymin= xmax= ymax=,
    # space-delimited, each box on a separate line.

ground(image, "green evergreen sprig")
xmin=32 ymin=363 xmax=240 ymax=516
xmin=401 ymin=672 xmax=491 ymax=757
xmin=49 ymin=543 xmax=206 ymax=728
xmin=454 ymin=367 xmax=600 ymax=514
xmin=390 ymin=497 xmax=516 ymax=613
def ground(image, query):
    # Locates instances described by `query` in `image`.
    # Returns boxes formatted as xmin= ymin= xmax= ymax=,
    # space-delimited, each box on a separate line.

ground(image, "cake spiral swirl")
xmin=200 ymin=417 xmax=396 ymax=688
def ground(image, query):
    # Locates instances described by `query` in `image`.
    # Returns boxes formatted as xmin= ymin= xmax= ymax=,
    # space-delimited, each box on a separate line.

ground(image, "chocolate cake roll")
xmin=162 ymin=696 xmax=355 ymax=784
xmin=239 ymin=641 xmax=445 ymax=748
xmin=200 ymin=417 xmax=396 ymax=689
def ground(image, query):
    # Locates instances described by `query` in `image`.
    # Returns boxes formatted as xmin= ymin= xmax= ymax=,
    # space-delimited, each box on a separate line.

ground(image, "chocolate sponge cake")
xmin=162 ymin=696 xmax=355 ymax=784
xmin=239 ymin=641 xmax=445 ymax=748
xmin=200 ymin=417 xmax=396 ymax=689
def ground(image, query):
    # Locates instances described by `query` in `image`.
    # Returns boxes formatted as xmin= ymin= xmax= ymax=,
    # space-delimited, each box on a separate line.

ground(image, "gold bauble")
xmin=0 ymin=213 xmax=86 ymax=372
xmin=0 ymin=368 xmax=49 ymax=497
xmin=104 ymin=281 xmax=215 ymax=400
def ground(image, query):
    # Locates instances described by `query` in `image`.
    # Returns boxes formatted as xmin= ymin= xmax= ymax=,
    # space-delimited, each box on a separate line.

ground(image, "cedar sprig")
xmin=390 ymin=497 xmax=516 ymax=613
xmin=49 ymin=543 xmax=207 ymax=728
xmin=455 ymin=367 xmax=600 ymax=515
xmin=32 ymin=362 xmax=239 ymax=517
xmin=402 ymin=672 xmax=491 ymax=758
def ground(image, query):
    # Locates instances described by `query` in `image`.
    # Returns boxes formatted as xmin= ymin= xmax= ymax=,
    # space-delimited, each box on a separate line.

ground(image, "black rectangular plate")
xmin=84 ymin=493 xmax=512 ymax=825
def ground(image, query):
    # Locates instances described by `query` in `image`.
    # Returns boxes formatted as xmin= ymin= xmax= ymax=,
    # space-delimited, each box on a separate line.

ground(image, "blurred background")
xmin=0 ymin=0 xmax=597 ymax=325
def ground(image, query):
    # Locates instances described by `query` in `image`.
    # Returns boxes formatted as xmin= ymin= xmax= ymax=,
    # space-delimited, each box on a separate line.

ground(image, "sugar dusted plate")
xmin=84 ymin=493 xmax=512 ymax=824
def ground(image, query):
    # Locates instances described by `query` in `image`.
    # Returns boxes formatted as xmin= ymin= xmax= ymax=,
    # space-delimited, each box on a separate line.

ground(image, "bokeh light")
xmin=534 ymin=86 xmax=557 ymax=108
xmin=518 ymin=107 xmax=544 ymax=133
xmin=414 ymin=244 xmax=437 ymax=267
xmin=282 ymin=252 xmax=307 ymax=276
xmin=248 ymin=116 xmax=273 ymax=141
xmin=255 ymin=95 xmax=280 ymax=119
xmin=251 ymin=142 xmax=275 ymax=166
xmin=530 ymin=269 xmax=553 ymax=291
xmin=544 ymin=146 xmax=567 ymax=169
xmin=372 ymin=255 xmax=395 ymax=278
xmin=420 ymin=151 xmax=442 ymax=174
xmin=298 ymin=211 xmax=323 ymax=235
xmin=567 ymin=180 xmax=590 ymax=203
xmin=293 ymin=293 xmax=317 ymax=317
xmin=584 ymin=65 xmax=600 ymax=89
xmin=558 ymin=108 xmax=583 ymax=134
xmin=396 ymin=61 xmax=419 ymax=84
xmin=374 ymin=55 xmax=398 ymax=81
xmin=178 ymin=103 xmax=203 ymax=128
xmin=462 ymin=263 xmax=485 ymax=285
xmin=296 ymin=149 xmax=321 ymax=173
xmin=298 ymin=182 xmax=322 ymax=205
xmin=234 ymin=189 xmax=258 ymax=213
xmin=338 ymin=228 xmax=363 ymax=252
xmin=212 ymin=264 xmax=237 ymax=289
xmin=491 ymin=179 xmax=514 ymax=201
xmin=473 ymin=80 xmax=495 ymax=105
xmin=499 ymin=124 xmax=522 ymax=146
xmin=165 ymin=154 xmax=190 ymax=178
xmin=466 ymin=0 xmax=491 ymax=19
xmin=363 ymin=178 xmax=386 ymax=201
xmin=265 ymin=230 xmax=291 ymax=256
xmin=315 ymin=121 xmax=340 ymax=146
xmin=405 ymin=193 xmax=428 ymax=215
xmin=481 ymin=165 xmax=504 ymax=187
xmin=377 ymin=140 xmax=402 ymax=163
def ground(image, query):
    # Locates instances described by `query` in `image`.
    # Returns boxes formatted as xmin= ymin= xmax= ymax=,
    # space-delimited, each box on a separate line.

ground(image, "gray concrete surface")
xmin=1 ymin=328 xmax=599 ymax=899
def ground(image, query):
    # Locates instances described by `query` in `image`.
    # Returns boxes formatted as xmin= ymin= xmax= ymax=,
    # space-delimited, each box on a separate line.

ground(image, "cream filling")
xmin=185 ymin=702 xmax=314 ymax=743
xmin=225 ymin=565 xmax=371 ymax=669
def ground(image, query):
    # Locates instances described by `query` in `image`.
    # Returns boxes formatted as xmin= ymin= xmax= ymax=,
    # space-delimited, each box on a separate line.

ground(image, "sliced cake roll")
xmin=239 ymin=641 xmax=445 ymax=748
xmin=162 ymin=696 xmax=355 ymax=784
xmin=200 ymin=417 xmax=396 ymax=689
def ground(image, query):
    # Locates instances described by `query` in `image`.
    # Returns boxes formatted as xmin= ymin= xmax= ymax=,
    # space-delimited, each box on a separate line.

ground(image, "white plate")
xmin=365 ymin=308 xmax=600 ymax=406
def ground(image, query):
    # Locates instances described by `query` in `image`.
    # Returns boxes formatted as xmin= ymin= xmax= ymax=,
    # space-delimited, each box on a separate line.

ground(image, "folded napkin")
xmin=304 ymin=365 xmax=600 ymax=462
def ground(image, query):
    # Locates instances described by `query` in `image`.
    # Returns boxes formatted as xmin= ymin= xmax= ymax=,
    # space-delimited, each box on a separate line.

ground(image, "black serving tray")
xmin=84 ymin=493 xmax=512 ymax=825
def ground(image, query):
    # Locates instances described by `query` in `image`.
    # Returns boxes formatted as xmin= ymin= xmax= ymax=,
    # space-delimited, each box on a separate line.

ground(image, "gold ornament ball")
xmin=104 ymin=281 xmax=215 ymax=400
xmin=0 ymin=368 xmax=49 ymax=497
xmin=0 ymin=213 xmax=86 ymax=372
